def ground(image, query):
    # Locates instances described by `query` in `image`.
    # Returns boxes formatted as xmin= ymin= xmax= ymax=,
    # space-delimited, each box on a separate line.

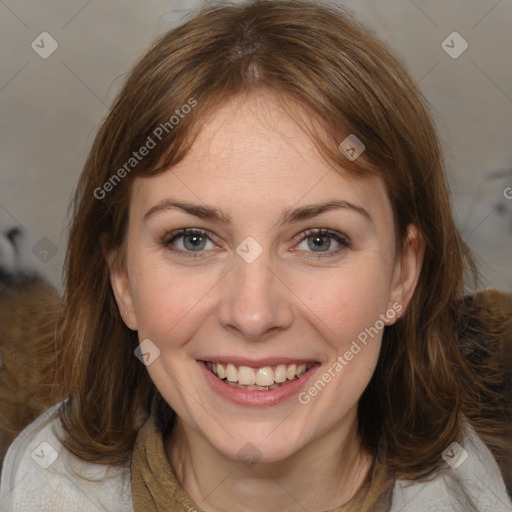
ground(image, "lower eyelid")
xmin=295 ymin=239 xmax=349 ymax=257
xmin=296 ymin=230 xmax=350 ymax=247
xmin=165 ymin=231 xmax=216 ymax=250
xmin=164 ymin=229 xmax=350 ymax=257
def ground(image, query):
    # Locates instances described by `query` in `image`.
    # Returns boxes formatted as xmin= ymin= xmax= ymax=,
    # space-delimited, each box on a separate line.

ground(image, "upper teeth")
xmin=206 ymin=362 xmax=312 ymax=386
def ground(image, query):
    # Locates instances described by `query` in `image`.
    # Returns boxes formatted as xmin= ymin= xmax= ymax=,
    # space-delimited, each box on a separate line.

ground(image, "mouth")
xmin=202 ymin=360 xmax=318 ymax=391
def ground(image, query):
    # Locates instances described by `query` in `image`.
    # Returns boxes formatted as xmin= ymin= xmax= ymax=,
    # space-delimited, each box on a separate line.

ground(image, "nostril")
xmin=6 ymin=227 xmax=22 ymax=246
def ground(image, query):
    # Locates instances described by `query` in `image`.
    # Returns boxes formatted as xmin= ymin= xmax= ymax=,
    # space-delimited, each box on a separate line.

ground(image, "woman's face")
xmin=110 ymin=91 xmax=423 ymax=464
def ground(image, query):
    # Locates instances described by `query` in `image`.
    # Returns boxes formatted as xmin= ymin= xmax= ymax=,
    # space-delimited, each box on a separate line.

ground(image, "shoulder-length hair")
xmin=53 ymin=0 xmax=510 ymax=508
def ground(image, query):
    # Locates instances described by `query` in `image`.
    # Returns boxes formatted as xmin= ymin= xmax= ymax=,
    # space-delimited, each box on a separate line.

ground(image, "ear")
xmin=386 ymin=224 xmax=425 ymax=325
xmin=100 ymin=233 xmax=138 ymax=331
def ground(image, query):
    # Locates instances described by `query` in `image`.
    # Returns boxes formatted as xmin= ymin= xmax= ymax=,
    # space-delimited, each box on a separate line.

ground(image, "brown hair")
xmin=0 ymin=276 xmax=64 ymax=474
xmin=453 ymin=289 xmax=512 ymax=492
xmin=52 ymin=0 xmax=510 ymax=509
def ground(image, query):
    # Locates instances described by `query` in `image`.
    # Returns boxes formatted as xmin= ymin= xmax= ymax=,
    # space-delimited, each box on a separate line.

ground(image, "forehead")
xmin=130 ymin=92 xmax=392 ymax=227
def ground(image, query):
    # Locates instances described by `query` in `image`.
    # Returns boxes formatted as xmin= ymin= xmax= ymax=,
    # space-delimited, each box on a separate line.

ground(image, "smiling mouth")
xmin=204 ymin=361 xmax=318 ymax=391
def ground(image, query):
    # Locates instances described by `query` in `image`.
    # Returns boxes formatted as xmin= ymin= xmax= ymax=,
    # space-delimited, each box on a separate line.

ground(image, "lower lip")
xmin=198 ymin=360 xmax=320 ymax=407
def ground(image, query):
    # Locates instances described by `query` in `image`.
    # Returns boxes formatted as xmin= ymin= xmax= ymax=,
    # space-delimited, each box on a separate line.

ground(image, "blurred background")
xmin=0 ymin=0 xmax=511 ymax=293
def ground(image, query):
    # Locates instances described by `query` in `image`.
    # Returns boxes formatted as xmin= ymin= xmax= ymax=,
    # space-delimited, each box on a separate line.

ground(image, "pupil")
xmin=185 ymin=234 xmax=205 ymax=251
xmin=309 ymin=235 xmax=330 ymax=251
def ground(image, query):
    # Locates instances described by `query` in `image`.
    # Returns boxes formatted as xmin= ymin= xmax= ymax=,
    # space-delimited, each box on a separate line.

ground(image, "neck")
xmin=164 ymin=409 xmax=373 ymax=512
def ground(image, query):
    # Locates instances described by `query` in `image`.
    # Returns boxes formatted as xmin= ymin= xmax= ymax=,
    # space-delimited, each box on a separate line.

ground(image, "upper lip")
xmin=200 ymin=357 xmax=319 ymax=368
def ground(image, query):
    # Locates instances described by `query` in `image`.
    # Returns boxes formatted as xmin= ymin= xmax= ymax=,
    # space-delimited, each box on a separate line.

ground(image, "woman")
xmin=0 ymin=1 xmax=510 ymax=510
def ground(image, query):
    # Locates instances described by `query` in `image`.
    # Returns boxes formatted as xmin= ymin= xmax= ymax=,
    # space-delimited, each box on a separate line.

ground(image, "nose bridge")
xmin=218 ymin=247 xmax=293 ymax=340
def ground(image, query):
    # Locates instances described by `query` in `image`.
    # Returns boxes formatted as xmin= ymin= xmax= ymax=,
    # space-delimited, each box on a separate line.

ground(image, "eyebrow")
xmin=143 ymin=198 xmax=372 ymax=225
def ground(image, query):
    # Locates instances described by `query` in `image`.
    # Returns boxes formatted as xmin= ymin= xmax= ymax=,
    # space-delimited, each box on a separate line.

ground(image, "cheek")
xmin=129 ymin=255 xmax=221 ymax=341
xmin=298 ymin=268 xmax=388 ymax=406
xmin=295 ymin=263 xmax=392 ymax=346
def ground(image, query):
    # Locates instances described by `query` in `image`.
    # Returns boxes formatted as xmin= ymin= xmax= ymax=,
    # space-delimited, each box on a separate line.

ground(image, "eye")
xmin=294 ymin=229 xmax=351 ymax=258
xmin=162 ymin=227 xmax=351 ymax=260
xmin=163 ymin=228 xmax=217 ymax=258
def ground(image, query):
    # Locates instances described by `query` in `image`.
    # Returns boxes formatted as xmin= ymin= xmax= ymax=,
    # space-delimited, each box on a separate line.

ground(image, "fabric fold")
xmin=130 ymin=402 xmax=393 ymax=512
xmin=131 ymin=403 xmax=201 ymax=512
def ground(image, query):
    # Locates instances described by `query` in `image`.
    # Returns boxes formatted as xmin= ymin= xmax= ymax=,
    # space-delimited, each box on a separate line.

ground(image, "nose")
xmin=217 ymin=249 xmax=294 ymax=341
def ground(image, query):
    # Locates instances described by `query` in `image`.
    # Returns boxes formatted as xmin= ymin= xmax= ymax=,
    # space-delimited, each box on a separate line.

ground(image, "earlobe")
xmin=387 ymin=224 xmax=425 ymax=324
xmin=101 ymin=236 xmax=138 ymax=331
xmin=109 ymin=265 xmax=138 ymax=331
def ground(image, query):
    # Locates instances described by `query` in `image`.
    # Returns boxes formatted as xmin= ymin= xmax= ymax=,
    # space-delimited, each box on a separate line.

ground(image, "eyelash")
xmin=162 ymin=228 xmax=351 ymax=259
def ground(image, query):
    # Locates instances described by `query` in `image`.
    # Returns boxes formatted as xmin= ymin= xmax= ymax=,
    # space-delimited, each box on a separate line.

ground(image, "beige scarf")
xmin=131 ymin=404 xmax=198 ymax=512
xmin=130 ymin=402 xmax=394 ymax=512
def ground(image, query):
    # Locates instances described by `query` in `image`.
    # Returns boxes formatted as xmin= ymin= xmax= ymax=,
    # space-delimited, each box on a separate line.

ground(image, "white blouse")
xmin=0 ymin=400 xmax=511 ymax=511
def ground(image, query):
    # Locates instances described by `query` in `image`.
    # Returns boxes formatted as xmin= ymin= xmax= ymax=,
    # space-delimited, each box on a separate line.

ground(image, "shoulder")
xmin=0 ymin=399 xmax=134 ymax=512
xmin=389 ymin=420 xmax=512 ymax=511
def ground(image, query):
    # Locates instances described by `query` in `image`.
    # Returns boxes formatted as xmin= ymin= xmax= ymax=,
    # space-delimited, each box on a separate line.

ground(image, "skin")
xmin=109 ymin=91 xmax=425 ymax=512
